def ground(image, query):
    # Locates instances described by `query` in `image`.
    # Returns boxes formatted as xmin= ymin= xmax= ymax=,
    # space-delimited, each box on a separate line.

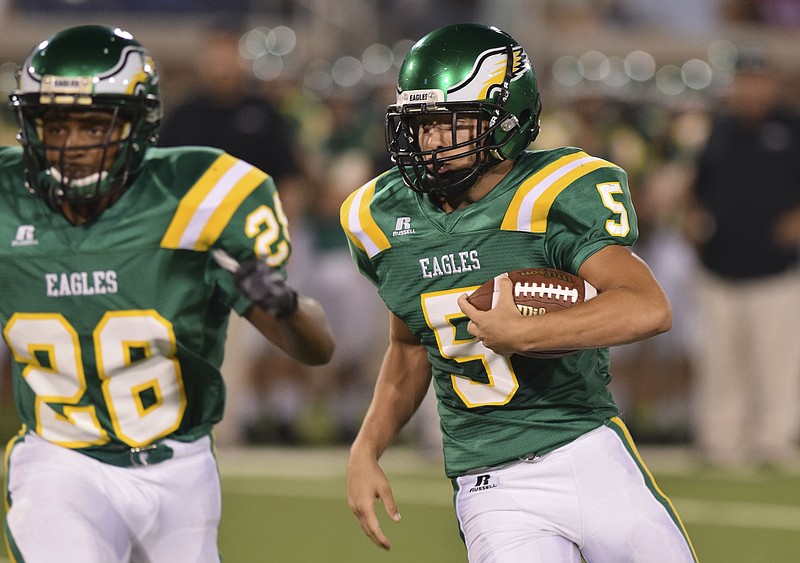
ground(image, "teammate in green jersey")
xmin=341 ymin=23 xmax=697 ymax=562
xmin=0 ymin=25 xmax=333 ymax=562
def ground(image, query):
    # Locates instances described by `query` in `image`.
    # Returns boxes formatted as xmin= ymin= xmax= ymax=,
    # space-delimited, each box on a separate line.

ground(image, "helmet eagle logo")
xmin=448 ymin=45 xmax=530 ymax=102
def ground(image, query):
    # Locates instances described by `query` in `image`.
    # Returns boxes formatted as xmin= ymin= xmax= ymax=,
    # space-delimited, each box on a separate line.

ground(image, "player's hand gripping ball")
xmin=466 ymin=268 xmax=597 ymax=359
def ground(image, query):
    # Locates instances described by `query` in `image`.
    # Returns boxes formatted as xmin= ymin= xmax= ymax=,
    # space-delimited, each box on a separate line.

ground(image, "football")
xmin=466 ymin=268 xmax=597 ymax=359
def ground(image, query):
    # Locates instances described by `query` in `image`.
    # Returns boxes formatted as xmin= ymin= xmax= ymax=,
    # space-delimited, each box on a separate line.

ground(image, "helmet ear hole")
xmin=516 ymin=107 xmax=537 ymax=147
xmin=529 ymin=95 xmax=542 ymax=144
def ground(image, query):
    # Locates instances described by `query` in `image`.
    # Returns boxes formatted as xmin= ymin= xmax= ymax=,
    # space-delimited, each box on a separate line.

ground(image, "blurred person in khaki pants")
xmin=687 ymin=47 xmax=800 ymax=470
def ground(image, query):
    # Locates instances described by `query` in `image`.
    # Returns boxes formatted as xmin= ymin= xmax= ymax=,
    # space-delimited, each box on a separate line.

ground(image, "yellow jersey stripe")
xmin=161 ymin=154 xmax=267 ymax=251
xmin=340 ymin=188 xmax=366 ymax=252
xmin=340 ymin=179 xmax=391 ymax=258
xmin=501 ymin=152 xmax=615 ymax=233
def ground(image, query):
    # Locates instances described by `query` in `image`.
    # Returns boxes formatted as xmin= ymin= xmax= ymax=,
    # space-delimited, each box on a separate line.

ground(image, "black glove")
xmin=233 ymin=259 xmax=298 ymax=319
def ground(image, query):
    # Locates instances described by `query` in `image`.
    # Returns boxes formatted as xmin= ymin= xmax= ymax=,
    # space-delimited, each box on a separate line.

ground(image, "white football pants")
xmin=5 ymin=431 xmax=221 ymax=563
xmin=453 ymin=420 xmax=697 ymax=562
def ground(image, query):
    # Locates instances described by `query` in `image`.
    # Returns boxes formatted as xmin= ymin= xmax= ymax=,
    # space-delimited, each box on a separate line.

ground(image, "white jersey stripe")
xmin=514 ymin=155 xmax=599 ymax=232
xmin=177 ymin=160 xmax=254 ymax=250
xmin=347 ymin=183 xmax=382 ymax=258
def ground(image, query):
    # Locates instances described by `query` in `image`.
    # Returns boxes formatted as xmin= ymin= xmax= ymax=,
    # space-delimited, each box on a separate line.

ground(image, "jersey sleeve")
xmin=158 ymin=149 xmax=293 ymax=316
xmin=215 ymin=175 xmax=293 ymax=316
xmin=338 ymin=177 xmax=385 ymax=287
xmin=544 ymin=163 xmax=638 ymax=273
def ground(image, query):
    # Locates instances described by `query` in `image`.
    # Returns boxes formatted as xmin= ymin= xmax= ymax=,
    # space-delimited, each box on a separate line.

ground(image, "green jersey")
xmin=0 ymin=145 xmax=291 ymax=458
xmin=341 ymin=148 xmax=636 ymax=477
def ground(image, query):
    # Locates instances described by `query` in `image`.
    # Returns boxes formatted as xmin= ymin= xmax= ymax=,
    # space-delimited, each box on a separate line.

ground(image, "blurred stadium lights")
xmin=0 ymin=62 xmax=17 ymax=93
xmin=551 ymin=45 xmax=735 ymax=101
xmin=331 ymin=55 xmax=363 ymax=87
xmin=236 ymin=23 xmax=402 ymax=100
xmin=681 ymin=59 xmax=713 ymax=90
xmin=601 ymin=56 xmax=629 ymax=88
xmin=252 ymin=53 xmax=284 ymax=81
xmin=361 ymin=43 xmax=394 ymax=75
xmin=552 ymin=55 xmax=583 ymax=87
xmin=391 ymin=39 xmax=416 ymax=68
xmin=240 ymin=27 xmax=271 ymax=60
xmin=268 ymin=26 xmax=297 ymax=56
xmin=578 ymin=50 xmax=609 ymax=81
xmin=625 ymin=50 xmax=657 ymax=82
xmin=302 ymin=59 xmax=334 ymax=101
xmin=655 ymin=65 xmax=687 ymax=96
xmin=0 ymin=14 xmax=788 ymax=107
xmin=707 ymin=39 xmax=739 ymax=71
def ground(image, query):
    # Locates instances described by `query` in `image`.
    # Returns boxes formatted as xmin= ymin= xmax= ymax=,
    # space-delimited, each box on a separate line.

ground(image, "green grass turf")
xmin=213 ymin=447 xmax=800 ymax=563
xmin=220 ymin=475 xmax=465 ymax=562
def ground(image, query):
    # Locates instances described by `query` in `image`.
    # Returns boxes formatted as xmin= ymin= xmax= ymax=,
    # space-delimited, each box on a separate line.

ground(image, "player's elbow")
xmin=304 ymin=336 xmax=335 ymax=365
xmin=648 ymin=298 xmax=672 ymax=336
xmin=292 ymin=317 xmax=335 ymax=365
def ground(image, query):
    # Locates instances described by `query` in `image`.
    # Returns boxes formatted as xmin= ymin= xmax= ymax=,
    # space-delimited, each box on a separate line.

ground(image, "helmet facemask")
xmin=14 ymin=102 xmax=154 ymax=209
xmin=387 ymin=99 xmax=522 ymax=198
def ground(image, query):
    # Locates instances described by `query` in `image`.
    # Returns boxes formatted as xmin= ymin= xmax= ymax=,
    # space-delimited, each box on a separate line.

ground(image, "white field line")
xmin=225 ymin=480 xmax=800 ymax=533
xmin=221 ymin=479 xmax=800 ymax=532
xmin=217 ymin=446 xmax=800 ymax=533
xmin=673 ymin=498 xmax=800 ymax=531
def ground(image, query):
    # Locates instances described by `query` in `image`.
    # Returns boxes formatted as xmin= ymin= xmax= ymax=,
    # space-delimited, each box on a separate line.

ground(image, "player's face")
xmin=416 ymin=114 xmax=479 ymax=173
xmin=41 ymin=110 xmax=126 ymax=179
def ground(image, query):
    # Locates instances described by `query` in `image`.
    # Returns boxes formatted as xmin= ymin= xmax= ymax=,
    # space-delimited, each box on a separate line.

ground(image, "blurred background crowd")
xmin=1 ymin=0 xmax=800 ymax=469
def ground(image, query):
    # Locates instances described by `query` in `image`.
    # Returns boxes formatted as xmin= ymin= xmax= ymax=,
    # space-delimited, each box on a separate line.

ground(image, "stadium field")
xmin=3 ymin=445 xmax=800 ymax=562
xmin=215 ymin=446 xmax=800 ymax=562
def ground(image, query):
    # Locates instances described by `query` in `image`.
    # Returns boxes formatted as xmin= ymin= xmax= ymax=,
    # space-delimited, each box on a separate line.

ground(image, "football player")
xmin=0 ymin=25 xmax=333 ymax=562
xmin=341 ymin=23 xmax=697 ymax=562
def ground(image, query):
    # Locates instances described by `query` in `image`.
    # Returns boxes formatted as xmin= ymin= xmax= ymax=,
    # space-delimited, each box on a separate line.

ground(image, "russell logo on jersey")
xmin=392 ymin=216 xmax=416 ymax=236
xmin=11 ymin=224 xmax=39 ymax=247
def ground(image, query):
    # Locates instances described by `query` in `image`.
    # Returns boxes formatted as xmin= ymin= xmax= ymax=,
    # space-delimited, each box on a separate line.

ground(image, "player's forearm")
xmin=522 ymin=258 xmax=671 ymax=352
xmin=279 ymin=296 xmax=335 ymax=364
xmin=351 ymin=342 xmax=431 ymax=460
xmin=469 ymin=247 xmax=672 ymax=356
xmin=245 ymin=297 xmax=334 ymax=365
xmin=515 ymin=285 xmax=671 ymax=352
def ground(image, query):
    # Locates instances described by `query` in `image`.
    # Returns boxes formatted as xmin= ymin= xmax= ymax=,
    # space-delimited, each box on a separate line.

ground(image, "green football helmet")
xmin=9 ymin=25 xmax=161 ymax=211
xmin=386 ymin=23 xmax=542 ymax=197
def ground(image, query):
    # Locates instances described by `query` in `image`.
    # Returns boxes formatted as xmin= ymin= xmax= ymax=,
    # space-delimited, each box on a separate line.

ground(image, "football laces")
xmin=514 ymin=282 xmax=579 ymax=303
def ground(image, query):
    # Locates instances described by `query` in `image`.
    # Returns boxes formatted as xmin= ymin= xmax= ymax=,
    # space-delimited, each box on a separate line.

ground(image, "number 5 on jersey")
xmin=422 ymin=289 xmax=519 ymax=407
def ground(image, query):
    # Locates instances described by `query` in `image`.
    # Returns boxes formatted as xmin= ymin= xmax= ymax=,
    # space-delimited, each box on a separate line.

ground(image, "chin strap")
xmin=427 ymin=154 xmax=502 ymax=200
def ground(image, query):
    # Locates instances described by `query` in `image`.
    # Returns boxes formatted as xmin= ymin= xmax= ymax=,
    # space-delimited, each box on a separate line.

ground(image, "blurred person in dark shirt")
xmin=687 ymin=47 xmax=800 ymax=469
xmin=159 ymin=19 xmax=300 ymax=188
